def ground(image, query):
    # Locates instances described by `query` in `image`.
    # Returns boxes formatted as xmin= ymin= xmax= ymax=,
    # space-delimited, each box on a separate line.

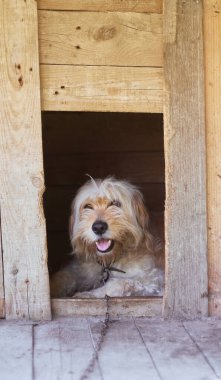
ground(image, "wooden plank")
xmin=40 ymin=65 xmax=163 ymax=113
xmin=204 ymin=1 xmax=221 ymax=317
xmin=0 ymin=213 xmax=5 ymax=318
xmin=38 ymin=11 xmax=163 ymax=67
xmin=184 ymin=319 xmax=221 ymax=378
xmin=163 ymin=0 xmax=208 ymax=318
xmin=135 ymin=319 xmax=217 ymax=380
xmin=88 ymin=317 xmax=160 ymax=380
xmin=44 ymin=152 xmax=165 ymax=186
xmin=34 ymin=318 xmax=102 ymax=380
xmin=0 ymin=322 xmax=33 ymax=380
xmin=0 ymin=0 xmax=51 ymax=319
xmin=42 ymin=112 xmax=164 ymax=155
xmin=52 ymin=298 xmax=162 ymax=317
xmin=37 ymin=0 xmax=163 ymax=13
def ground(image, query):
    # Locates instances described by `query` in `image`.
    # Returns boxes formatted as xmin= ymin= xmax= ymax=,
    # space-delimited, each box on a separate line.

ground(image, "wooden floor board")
xmin=134 ymin=318 xmax=217 ymax=380
xmin=1 ymin=317 xmax=221 ymax=380
xmin=0 ymin=321 xmax=33 ymax=380
xmin=88 ymin=317 xmax=161 ymax=380
xmin=184 ymin=319 xmax=221 ymax=379
xmin=33 ymin=318 xmax=101 ymax=380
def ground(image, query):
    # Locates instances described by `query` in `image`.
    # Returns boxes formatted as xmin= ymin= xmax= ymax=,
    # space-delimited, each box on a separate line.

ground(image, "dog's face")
xmin=70 ymin=178 xmax=153 ymax=262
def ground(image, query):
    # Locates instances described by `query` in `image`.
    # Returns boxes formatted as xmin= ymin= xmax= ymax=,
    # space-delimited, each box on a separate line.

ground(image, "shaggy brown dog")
xmin=50 ymin=177 xmax=164 ymax=298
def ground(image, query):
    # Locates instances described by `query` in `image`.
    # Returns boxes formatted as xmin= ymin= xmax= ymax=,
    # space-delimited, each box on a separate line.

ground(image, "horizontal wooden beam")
xmin=38 ymin=10 xmax=162 ymax=67
xmin=37 ymin=0 xmax=163 ymax=13
xmin=40 ymin=65 xmax=163 ymax=112
xmin=51 ymin=297 xmax=163 ymax=317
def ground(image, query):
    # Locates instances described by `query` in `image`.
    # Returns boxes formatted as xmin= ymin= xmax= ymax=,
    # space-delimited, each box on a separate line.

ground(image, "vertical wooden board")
xmin=204 ymin=1 xmax=221 ymax=317
xmin=0 ymin=322 xmax=33 ymax=380
xmin=89 ymin=317 xmax=160 ymax=380
xmin=163 ymin=0 xmax=208 ymax=318
xmin=0 ymin=1 xmax=51 ymax=319
xmin=135 ymin=318 xmax=217 ymax=380
xmin=0 ymin=218 xmax=5 ymax=318
xmin=34 ymin=318 xmax=102 ymax=380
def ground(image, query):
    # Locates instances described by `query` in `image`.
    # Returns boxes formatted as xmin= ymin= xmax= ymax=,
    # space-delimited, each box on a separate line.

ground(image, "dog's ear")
xmin=69 ymin=213 xmax=75 ymax=240
xmin=132 ymin=189 xmax=149 ymax=231
xmin=132 ymin=189 xmax=154 ymax=251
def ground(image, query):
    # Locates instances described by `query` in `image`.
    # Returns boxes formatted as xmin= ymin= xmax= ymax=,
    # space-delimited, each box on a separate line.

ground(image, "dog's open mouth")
xmin=95 ymin=239 xmax=114 ymax=253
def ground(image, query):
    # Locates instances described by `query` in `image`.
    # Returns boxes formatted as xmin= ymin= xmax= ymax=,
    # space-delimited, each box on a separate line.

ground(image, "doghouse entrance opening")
xmin=42 ymin=111 xmax=165 ymax=297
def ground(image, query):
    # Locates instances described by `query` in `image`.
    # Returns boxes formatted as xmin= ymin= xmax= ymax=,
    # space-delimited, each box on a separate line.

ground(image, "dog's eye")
xmin=109 ymin=200 xmax=121 ymax=208
xmin=83 ymin=204 xmax=93 ymax=210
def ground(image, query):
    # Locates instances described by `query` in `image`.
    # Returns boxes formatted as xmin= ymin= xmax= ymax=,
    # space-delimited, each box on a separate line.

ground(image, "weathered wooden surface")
xmin=34 ymin=318 xmax=101 ymax=380
xmin=1 ymin=317 xmax=221 ymax=380
xmin=89 ymin=318 xmax=160 ymax=380
xmin=39 ymin=11 xmax=162 ymax=67
xmin=184 ymin=319 xmax=221 ymax=378
xmin=0 ymin=221 xmax=5 ymax=318
xmin=0 ymin=0 xmax=51 ymax=319
xmin=51 ymin=298 xmax=163 ymax=318
xmin=37 ymin=0 xmax=163 ymax=13
xmin=41 ymin=65 xmax=163 ymax=112
xmin=163 ymin=0 xmax=208 ymax=318
xmin=0 ymin=322 xmax=33 ymax=380
xmin=204 ymin=1 xmax=221 ymax=317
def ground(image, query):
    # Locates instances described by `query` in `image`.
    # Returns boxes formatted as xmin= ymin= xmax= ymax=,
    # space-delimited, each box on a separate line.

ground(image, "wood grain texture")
xmin=0 ymin=323 xmax=33 ymax=380
xmin=0 ymin=219 xmax=5 ymax=318
xmin=0 ymin=0 xmax=51 ymax=319
xmin=204 ymin=1 xmax=221 ymax=317
xmin=89 ymin=318 xmax=160 ymax=380
xmin=163 ymin=0 xmax=208 ymax=318
xmin=38 ymin=10 xmax=162 ymax=67
xmin=135 ymin=319 xmax=217 ymax=380
xmin=51 ymin=298 xmax=162 ymax=317
xmin=34 ymin=318 xmax=101 ymax=380
xmin=184 ymin=319 xmax=221 ymax=378
xmin=37 ymin=0 xmax=163 ymax=13
xmin=40 ymin=65 xmax=163 ymax=113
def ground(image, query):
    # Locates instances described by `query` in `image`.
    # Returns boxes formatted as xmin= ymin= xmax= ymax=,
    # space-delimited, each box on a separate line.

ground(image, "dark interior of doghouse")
xmin=42 ymin=112 xmax=165 ymax=274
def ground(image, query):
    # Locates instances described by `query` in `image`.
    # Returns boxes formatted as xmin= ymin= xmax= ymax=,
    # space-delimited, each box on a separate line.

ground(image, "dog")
xmin=50 ymin=177 xmax=164 ymax=298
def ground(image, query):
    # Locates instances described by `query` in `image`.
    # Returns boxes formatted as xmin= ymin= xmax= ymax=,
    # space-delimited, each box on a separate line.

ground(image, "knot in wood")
xmin=93 ymin=26 xmax=117 ymax=41
xmin=32 ymin=176 xmax=43 ymax=189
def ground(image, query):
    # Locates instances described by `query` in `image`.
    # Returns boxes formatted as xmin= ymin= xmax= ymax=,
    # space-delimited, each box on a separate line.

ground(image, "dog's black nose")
xmin=92 ymin=221 xmax=108 ymax=235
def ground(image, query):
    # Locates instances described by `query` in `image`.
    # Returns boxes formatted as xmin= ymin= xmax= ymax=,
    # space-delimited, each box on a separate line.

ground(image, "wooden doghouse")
xmin=0 ymin=0 xmax=220 ymax=320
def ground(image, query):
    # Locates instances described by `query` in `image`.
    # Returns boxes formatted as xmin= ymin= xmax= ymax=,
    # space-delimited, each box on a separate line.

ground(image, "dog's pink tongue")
xmin=96 ymin=239 xmax=111 ymax=252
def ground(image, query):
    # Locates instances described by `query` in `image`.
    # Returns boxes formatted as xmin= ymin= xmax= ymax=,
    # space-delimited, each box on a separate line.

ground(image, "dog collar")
xmin=100 ymin=265 xmax=126 ymax=285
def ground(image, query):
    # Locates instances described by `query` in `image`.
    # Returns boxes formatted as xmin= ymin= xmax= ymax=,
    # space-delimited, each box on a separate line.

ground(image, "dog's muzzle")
xmin=92 ymin=220 xmax=108 ymax=235
xmin=96 ymin=239 xmax=114 ymax=253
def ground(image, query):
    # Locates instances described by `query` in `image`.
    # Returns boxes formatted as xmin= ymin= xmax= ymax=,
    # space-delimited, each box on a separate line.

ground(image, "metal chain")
xmin=80 ymin=295 xmax=111 ymax=380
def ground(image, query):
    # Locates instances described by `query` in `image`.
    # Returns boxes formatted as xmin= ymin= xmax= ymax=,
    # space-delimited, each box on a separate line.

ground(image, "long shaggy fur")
xmin=50 ymin=177 xmax=164 ymax=298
